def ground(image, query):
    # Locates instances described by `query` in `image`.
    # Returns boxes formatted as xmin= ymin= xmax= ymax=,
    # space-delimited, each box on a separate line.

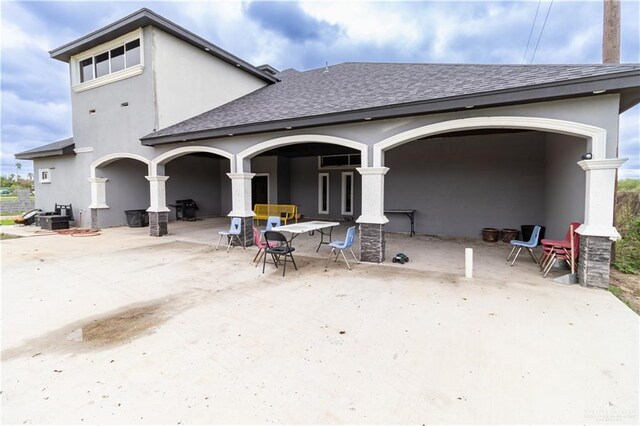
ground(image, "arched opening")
xmin=382 ymin=128 xmax=587 ymax=240
xmin=237 ymin=135 xmax=368 ymax=221
xmin=152 ymin=146 xmax=235 ymax=226
xmin=95 ymin=158 xmax=151 ymax=228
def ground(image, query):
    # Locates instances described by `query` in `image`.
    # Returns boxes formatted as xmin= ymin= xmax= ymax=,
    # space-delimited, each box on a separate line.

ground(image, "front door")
xmin=252 ymin=175 xmax=269 ymax=207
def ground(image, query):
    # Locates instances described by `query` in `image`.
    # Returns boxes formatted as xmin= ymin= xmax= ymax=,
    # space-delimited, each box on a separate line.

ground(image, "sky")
xmin=1 ymin=0 xmax=639 ymax=178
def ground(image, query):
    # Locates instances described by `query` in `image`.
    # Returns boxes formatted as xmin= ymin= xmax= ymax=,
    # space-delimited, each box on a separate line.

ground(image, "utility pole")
xmin=603 ymin=0 xmax=620 ymax=63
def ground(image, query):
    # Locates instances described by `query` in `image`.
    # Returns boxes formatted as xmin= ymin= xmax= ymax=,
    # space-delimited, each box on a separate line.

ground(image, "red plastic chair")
xmin=539 ymin=222 xmax=581 ymax=271
xmin=541 ymin=222 xmax=581 ymax=277
xmin=252 ymin=226 xmax=269 ymax=266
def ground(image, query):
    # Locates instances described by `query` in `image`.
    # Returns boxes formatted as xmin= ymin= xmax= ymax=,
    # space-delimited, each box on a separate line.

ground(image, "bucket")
xmin=502 ymin=228 xmax=519 ymax=243
xmin=482 ymin=228 xmax=499 ymax=242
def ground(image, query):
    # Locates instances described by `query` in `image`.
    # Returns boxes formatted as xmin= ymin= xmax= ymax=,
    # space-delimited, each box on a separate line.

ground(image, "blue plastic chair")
xmin=506 ymin=225 xmax=541 ymax=266
xmin=216 ymin=217 xmax=245 ymax=252
xmin=325 ymin=226 xmax=359 ymax=270
xmin=265 ymin=216 xmax=281 ymax=231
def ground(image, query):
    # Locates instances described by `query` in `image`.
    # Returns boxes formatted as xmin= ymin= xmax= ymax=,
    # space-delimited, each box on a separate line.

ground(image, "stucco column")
xmin=87 ymin=177 xmax=108 ymax=229
xmin=146 ymin=175 xmax=170 ymax=237
xmin=227 ymin=172 xmax=256 ymax=247
xmin=227 ymin=173 xmax=255 ymax=217
xmin=576 ymin=158 xmax=627 ymax=288
xmin=356 ymin=167 xmax=389 ymax=263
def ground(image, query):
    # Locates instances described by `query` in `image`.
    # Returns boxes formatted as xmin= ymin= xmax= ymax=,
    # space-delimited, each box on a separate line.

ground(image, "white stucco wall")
xmin=152 ymin=28 xmax=268 ymax=129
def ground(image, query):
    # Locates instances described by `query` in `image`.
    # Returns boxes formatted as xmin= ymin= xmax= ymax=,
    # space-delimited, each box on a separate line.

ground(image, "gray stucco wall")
xmin=153 ymin=28 xmax=267 ymax=129
xmin=165 ymin=155 xmax=224 ymax=218
xmin=251 ymin=156 xmax=279 ymax=204
xmin=544 ymin=133 xmax=586 ymax=239
xmin=289 ymin=157 xmax=361 ymax=220
xmin=277 ymin=157 xmax=291 ymax=203
xmin=33 ymin=155 xmax=92 ymax=228
xmin=71 ymin=27 xmax=157 ymax=159
xmin=384 ymin=132 xmax=546 ymax=237
xmin=98 ymin=159 xmax=150 ymax=227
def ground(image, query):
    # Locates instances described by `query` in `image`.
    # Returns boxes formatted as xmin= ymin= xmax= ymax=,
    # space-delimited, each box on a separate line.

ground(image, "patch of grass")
xmin=0 ymin=218 xmax=16 ymax=226
xmin=618 ymin=178 xmax=640 ymax=192
xmin=614 ymin=184 xmax=640 ymax=274
xmin=0 ymin=211 xmax=23 ymax=217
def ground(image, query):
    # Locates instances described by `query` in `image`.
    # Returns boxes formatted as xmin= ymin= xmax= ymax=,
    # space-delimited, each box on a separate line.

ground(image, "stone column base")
xmin=231 ymin=217 xmax=254 ymax=247
xmin=360 ymin=223 xmax=385 ymax=263
xmin=578 ymin=235 xmax=613 ymax=288
xmin=149 ymin=212 xmax=169 ymax=237
xmin=90 ymin=209 xmax=99 ymax=230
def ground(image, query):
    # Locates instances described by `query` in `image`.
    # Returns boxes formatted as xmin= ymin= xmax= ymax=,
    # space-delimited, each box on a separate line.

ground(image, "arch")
xmin=236 ymin=134 xmax=368 ymax=173
xmin=373 ymin=116 xmax=607 ymax=167
xmin=91 ymin=153 xmax=151 ymax=177
xmin=150 ymin=146 xmax=235 ymax=175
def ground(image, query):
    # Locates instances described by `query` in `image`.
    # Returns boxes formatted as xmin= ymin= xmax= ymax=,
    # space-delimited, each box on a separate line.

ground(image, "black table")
xmin=384 ymin=209 xmax=416 ymax=236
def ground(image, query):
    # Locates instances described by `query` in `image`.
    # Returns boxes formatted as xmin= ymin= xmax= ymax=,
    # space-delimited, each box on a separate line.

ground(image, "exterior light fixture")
xmin=285 ymin=126 xmax=292 ymax=130
xmin=364 ymin=117 xmax=372 ymax=121
xmin=227 ymin=133 xmax=234 ymax=136
xmin=581 ymin=152 xmax=593 ymax=160
xmin=204 ymin=47 xmax=210 ymax=51
xmin=465 ymin=105 xmax=474 ymax=109
xmin=592 ymin=90 xmax=606 ymax=94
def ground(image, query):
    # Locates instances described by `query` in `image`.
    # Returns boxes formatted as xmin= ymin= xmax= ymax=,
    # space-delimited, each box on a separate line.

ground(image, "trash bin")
xmin=521 ymin=225 xmax=545 ymax=244
xmin=125 ymin=210 xmax=149 ymax=227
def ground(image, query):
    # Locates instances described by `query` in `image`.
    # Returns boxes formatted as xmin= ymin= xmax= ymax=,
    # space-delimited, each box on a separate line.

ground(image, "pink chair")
xmin=252 ymin=226 xmax=268 ymax=266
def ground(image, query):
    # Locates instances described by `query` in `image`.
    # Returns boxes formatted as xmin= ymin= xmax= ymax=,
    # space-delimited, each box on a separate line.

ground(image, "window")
xmin=318 ymin=173 xmax=329 ymax=214
xmin=39 ymin=169 xmax=51 ymax=184
xmin=341 ymin=172 xmax=354 ymax=216
xmin=79 ymin=38 xmax=142 ymax=83
xmin=319 ymin=154 xmax=361 ymax=169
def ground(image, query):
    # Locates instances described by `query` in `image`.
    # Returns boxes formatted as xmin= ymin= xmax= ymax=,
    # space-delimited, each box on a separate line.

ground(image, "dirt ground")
xmin=1 ymin=219 xmax=639 ymax=424
xmin=609 ymin=269 xmax=640 ymax=314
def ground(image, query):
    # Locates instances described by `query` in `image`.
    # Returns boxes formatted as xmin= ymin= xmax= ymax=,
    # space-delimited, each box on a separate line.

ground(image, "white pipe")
xmin=465 ymin=248 xmax=473 ymax=278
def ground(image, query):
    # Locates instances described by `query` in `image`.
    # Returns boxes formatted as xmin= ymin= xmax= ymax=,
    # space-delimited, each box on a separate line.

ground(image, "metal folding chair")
xmin=263 ymin=231 xmax=297 ymax=277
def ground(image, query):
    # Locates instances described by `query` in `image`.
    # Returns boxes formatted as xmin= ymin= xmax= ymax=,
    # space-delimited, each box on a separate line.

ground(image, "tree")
xmin=15 ymin=163 xmax=22 ymax=180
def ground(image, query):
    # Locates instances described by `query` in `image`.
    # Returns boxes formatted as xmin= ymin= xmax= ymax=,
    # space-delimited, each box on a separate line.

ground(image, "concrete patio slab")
xmin=1 ymin=221 xmax=638 ymax=424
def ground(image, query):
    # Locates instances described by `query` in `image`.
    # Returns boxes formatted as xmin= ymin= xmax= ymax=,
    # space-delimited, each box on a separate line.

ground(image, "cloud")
xmin=1 ymin=0 xmax=638 ymax=179
xmin=619 ymin=105 xmax=640 ymax=179
xmin=245 ymin=0 xmax=342 ymax=43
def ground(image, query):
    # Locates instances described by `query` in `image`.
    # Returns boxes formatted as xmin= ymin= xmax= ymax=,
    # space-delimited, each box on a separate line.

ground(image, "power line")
xmin=522 ymin=0 xmax=543 ymax=64
xmin=531 ymin=0 xmax=554 ymax=63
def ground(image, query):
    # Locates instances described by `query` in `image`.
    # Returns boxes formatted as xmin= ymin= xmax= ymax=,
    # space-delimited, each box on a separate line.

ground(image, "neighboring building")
xmin=16 ymin=8 xmax=640 ymax=288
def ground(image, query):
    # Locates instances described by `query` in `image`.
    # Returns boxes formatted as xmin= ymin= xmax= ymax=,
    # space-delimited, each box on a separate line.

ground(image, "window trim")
xmin=341 ymin=172 xmax=354 ymax=216
xmin=318 ymin=173 xmax=329 ymax=214
xmin=71 ymin=28 xmax=144 ymax=92
xmin=39 ymin=168 xmax=51 ymax=184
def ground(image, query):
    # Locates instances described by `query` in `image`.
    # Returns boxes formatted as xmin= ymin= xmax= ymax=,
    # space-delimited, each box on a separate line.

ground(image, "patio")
xmin=1 ymin=220 xmax=638 ymax=423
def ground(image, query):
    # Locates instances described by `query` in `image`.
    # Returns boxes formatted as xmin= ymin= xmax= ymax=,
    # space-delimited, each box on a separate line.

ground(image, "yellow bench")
xmin=254 ymin=204 xmax=298 ymax=225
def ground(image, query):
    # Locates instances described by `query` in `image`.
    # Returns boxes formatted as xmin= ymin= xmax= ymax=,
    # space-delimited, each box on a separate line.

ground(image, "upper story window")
xmin=72 ymin=29 xmax=143 ymax=92
xmin=79 ymin=39 xmax=141 ymax=83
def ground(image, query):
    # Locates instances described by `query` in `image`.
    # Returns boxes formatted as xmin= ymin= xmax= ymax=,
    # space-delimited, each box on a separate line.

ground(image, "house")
xmin=16 ymin=8 xmax=640 ymax=288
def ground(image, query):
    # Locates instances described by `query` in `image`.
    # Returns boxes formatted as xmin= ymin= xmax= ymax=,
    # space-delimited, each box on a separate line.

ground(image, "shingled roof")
xmin=15 ymin=138 xmax=75 ymax=160
xmin=142 ymin=62 xmax=640 ymax=145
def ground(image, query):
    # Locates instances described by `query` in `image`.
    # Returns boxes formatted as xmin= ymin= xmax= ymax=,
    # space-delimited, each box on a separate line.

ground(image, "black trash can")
xmin=125 ymin=209 xmax=149 ymax=227
xmin=521 ymin=225 xmax=545 ymax=244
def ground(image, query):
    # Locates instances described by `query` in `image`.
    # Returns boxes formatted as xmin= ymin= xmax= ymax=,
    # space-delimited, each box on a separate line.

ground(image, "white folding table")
xmin=272 ymin=220 xmax=340 ymax=250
